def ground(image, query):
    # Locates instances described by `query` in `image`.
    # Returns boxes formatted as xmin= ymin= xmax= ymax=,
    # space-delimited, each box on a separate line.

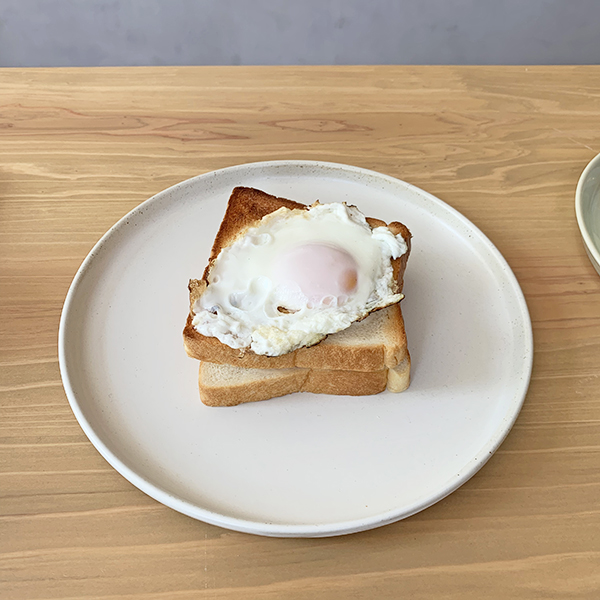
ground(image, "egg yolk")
xmin=272 ymin=243 xmax=359 ymax=307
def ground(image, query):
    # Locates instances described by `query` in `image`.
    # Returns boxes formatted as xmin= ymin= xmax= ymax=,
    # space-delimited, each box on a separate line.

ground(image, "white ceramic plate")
xmin=575 ymin=152 xmax=600 ymax=276
xmin=59 ymin=161 xmax=533 ymax=537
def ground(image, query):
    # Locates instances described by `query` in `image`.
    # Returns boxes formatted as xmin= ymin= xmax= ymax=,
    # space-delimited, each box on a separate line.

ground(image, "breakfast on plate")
xmin=183 ymin=187 xmax=412 ymax=406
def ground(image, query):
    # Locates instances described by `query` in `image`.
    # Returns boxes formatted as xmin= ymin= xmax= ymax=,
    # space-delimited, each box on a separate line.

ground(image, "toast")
xmin=185 ymin=301 xmax=408 ymax=371
xmin=183 ymin=187 xmax=412 ymax=371
xmin=197 ymin=357 xmax=411 ymax=407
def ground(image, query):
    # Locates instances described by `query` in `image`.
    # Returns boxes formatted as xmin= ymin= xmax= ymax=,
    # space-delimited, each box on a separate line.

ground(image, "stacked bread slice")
xmin=183 ymin=187 xmax=411 ymax=406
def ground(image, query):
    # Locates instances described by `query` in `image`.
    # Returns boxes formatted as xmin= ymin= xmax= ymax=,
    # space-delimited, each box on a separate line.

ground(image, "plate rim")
xmin=575 ymin=152 xmax=600 ymax=272
xmin=58 ymin=159 xmax=534 ymax=537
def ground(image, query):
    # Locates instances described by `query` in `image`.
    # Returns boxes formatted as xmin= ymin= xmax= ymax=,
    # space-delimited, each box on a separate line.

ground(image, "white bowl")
xmin=576 ymin=153 xmax=600 ymax=276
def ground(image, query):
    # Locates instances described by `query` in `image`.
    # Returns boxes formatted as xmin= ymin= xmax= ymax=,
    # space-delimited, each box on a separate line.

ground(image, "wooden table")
xmin=2 ymin=66 xmax=600 ymax=599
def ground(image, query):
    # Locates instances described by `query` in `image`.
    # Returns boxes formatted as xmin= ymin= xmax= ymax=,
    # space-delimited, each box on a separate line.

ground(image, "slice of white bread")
xmin=185 ymin=301 xmax=408 ymax=371
xmin=197 ymin=358 xmax=411 ymax=407
xmin=183 ymin=187 xmax=412 ymax=371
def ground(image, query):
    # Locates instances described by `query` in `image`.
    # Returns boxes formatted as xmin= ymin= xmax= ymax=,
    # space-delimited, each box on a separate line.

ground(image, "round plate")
xmin=575 ymin=152 xmax=600 ymax=276
xmin=59 ymin=161 xmax=533 ymax=537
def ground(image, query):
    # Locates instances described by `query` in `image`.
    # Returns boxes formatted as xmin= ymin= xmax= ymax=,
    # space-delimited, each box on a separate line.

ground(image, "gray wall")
xmin=0 ymin=0 xmax=598 ymax=67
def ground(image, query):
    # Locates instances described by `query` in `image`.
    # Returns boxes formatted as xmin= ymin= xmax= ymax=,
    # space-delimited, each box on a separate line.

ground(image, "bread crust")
xmin=198 ymin=362 xmax=390 ymax=407
xmin=183 ymin=187 xmax=411 ymax=369
xmin=201 ymin=187 xmax=307 ymax=281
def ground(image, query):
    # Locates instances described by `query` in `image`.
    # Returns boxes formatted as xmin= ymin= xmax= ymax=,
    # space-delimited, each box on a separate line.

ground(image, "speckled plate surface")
xmin=59 ymin=161 xmax=533 ymax=537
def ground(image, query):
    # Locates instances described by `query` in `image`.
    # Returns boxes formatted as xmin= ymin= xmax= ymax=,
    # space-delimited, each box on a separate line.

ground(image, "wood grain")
xmin=1 ymin=66 xmax=600 ymax=599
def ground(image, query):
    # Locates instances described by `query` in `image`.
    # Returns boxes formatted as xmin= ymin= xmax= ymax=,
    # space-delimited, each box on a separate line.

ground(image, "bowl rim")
xmin=575 ymin=152 xmax=600 ymax=267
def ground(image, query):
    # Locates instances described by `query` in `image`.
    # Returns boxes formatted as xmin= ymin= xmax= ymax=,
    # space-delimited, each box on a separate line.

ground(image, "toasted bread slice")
xmin=185 ymin=301 xmax=408 ymax=371
xmin=197 ymin=358 xmax=411 ymax=407
xmin=183 ymin=187 xmax=412 ymax=370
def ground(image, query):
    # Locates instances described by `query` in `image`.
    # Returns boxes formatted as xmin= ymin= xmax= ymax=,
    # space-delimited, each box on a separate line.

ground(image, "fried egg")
xmin=192 ymin=202 xmax=408 ymax=356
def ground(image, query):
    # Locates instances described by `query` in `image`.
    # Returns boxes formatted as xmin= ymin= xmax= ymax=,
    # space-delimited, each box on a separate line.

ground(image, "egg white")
xmin=192 ymin=202 xmax=407 ymax=356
